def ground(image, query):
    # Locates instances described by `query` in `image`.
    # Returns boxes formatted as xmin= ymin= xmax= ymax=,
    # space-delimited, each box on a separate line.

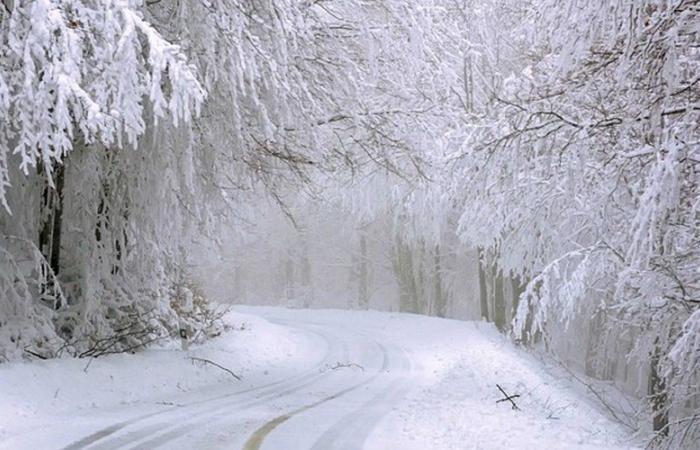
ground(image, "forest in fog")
xmin=0 ymin=0 xmax=698 ymax=448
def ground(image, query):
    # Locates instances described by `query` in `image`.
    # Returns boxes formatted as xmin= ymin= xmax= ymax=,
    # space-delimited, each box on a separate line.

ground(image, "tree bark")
xmin=299 ymin=237 xmax=312 ymax=308
xmin=285 ymin=258 xmax=294 ymax=302
xmin=393 ymin=235 xmax=419 ymax=314
xmin=477 ymin=247 xmax=489 ymax=321
xmin=433 ymin=244 xmax=445 ymax=317
xmin=493 ymin=265 xmax=506 ymax=331
xmin=38 ymin=162 xmax=65 ymax=308
xmin=510 ymin=275 xmax=525 ymax=320
xmin=358 ymin=232 xmax=369 ymax=309
xmin=649 ymin=340 xmax=669 ymax=436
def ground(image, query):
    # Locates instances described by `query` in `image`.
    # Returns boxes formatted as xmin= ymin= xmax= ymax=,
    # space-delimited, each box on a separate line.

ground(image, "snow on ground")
xmin=352 ymin=312 xmax=639 ymax=450
xmin=0 ymin=309 xmax=323 ymax=448
xmin=236 ymin=307 xmax=639 ymax=450
xmin=0 ymin=306 xmax=640 ymax=449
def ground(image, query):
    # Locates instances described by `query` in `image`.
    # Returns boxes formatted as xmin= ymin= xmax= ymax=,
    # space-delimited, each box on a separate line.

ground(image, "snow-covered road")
xmin=1 ymin=307 xmax=639 ymax=449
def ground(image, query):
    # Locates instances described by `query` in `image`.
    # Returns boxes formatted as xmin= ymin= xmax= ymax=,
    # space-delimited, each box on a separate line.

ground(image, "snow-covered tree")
xmin=0 ymin=0 xmax=206 ymax=359
xmin=451 ymin=0 xmax=700 ymax=444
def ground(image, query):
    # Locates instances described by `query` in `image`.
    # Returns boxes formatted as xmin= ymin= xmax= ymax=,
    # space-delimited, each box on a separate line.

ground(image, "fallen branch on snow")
xmin=496 ymin=384 xmax=521 ymax=411
xmin=548 ymin=356 xmax=637 ymax=431
xmin=24 ymin=348 xmax=48 ymax=360
xmin=322 ymin=362 xmax=365 ymax=372
xmin=155 ymin=401 xmax=185 ymax=407
xmin=189 ymin=357 xmax=241 ymax=380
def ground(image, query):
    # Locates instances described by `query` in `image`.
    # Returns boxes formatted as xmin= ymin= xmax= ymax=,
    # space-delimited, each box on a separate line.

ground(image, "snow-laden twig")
xmin=551 ymin=357 xmax=637 ymax=431
xmin=322 ymin=362 xmax=366 ymax=372
xmin=189 ymin=357 xmax=241 ymax=381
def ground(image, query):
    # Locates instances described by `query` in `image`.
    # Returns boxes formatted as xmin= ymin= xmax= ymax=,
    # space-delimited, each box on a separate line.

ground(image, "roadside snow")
xmin=0 ymin=309 xmax=323 ymax=448
xmin=361 ymin=314 xmax=639 ymax=450
xmin=240 ymin=307 xmax=640 ymax=450
xmin=0 ymin=307 xmax=640 ymax=449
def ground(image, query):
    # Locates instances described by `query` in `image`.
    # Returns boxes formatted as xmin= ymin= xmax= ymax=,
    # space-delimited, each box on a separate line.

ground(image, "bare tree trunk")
xmin=299 ymin=234 xmax=312 ymax=308
xmin=510 ymin=275 xmax=526 ymax=321
xmin=493 ymin=266 xmax=506 ymax=331
xmin=433 ymin=244 xmax=445 ymax=318
xmin=393 ymin=235 xmax=419 ymax=314
xmin=477 ymin=247 xmax=489 ymax=321
xmin=649 ymin=340 xmax=669 ymax=436
xmin=358 ymin=232 xmax=369 ymax=309
xmin=95 ymin=169 xmax=127 ymax=276
xmin=464 ymin=54 xmax=474 ymax=112
xmin=417 ymin=240 xmax=427 ymax=313
xmin=234 ymin=264 xmax=243 ymax=301
xmin=285 ymin=258 xmax=294 ymax=302
xmin=38 ymin=162 xmax=65 ymax=308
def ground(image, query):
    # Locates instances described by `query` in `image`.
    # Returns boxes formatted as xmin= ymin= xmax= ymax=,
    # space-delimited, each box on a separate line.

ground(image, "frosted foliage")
xmin=0 ymin=237 xmax=64 ymax=356
xmin=0 ymin=0 xmax=204 ymax=208
xmin=449 ymin=0 xmax=699 ymax=443
xmin=0 ymin=0 xmax=461 ymax=360
xmin=0 ymin=0 xmax=207 ymax=360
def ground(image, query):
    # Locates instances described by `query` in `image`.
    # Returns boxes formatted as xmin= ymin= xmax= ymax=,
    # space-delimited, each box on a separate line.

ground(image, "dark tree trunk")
xmin=649 ymin=341 xmax=669 ymax=436
xmin=38 ymin=163 xmax=65 ymax=308
xmin=300 ymin=250 xmax=311 ymax=307
xmin=285 ymin=258 xmax=294 ymax=302
xmin=433 ymin=244 xmax=445 ymax=318
xmin=477 ymin=247 xmax=489 ymax=321
xmin=393 ymin=235 xmax=419 ymax=314
xmin=510 ymin=275 xmax=527 ymax=325
xmin=493 ymin=266 xmax=506 ymax=331
xmin=39 ymin=163 xmax=65 ymax=274
xmin=234 ymin=265 xmax=243 ymax=301
xmin=358 ymin=233 xmax=369 ymax=309
xmin=95 ymin=180 xmax=126 ymax=275
xmin=417 ymin=240 xmax=427 ymax=313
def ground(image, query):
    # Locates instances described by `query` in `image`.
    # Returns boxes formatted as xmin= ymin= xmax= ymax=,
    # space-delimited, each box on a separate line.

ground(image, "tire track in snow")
xmin=308 ymin=341 xmax=412 ymax=449
xmin=120 ymin=320 xmax=356 ymax=450
xmin=242 ymin=340 xmax=391 ymax=450
xmin=61 ymin=321 xmax=342 ymax=450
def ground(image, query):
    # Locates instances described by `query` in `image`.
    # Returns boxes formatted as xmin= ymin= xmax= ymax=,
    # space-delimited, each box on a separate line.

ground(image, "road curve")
xmin=60 ymin=308 xmax=415 ymax=450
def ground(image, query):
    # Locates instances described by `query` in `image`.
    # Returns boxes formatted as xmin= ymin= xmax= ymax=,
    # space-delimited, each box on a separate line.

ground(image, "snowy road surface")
xmin=1 ymin=307 xmax=638 ymax=449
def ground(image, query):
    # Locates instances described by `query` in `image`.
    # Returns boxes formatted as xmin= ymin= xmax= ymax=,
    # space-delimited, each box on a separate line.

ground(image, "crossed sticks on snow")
xmin=496 ymin=384 xmax=521 ymax=411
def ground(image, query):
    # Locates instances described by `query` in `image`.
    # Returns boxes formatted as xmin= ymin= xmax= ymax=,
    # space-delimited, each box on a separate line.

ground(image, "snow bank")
xmin=363 ymin=313 xmax=640 ymax=450
xmin=0 ymin=309 xmax=322 ymax=445
xmin=0 ymin=307 xmax=639 ymax=449
xmin=239 ymin=307 xmax=639 ymax=449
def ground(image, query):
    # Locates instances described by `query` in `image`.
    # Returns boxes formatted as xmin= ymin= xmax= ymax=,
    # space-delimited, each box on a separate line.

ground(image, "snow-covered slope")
xmin=0 ymin=307 xmax=639 ymax=449
xmin=355 ymin=311 xmax=638 ymax=450
xmin=0 ymin=309 xmax=322 ymax=449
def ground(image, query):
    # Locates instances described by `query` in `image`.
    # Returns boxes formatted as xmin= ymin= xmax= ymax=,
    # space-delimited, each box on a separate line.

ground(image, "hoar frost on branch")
xmin=0 ymin=0 xmax=205 ymax=360
xmin=451 ymin=0 xmax=699 ymax=445
xmin=0 ymin=0 xmax=452 ymax=361
xmin=0 ymin=0 xmax=204 ymax=210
